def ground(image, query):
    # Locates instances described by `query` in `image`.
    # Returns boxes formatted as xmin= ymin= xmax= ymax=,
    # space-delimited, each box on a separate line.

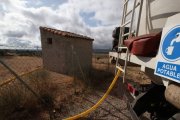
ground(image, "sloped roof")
xmin=40 ymin=26 xmax=93 ymax=41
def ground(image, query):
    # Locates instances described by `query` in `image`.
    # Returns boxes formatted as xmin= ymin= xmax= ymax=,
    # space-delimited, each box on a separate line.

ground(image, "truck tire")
xmin=165 ymin=84 xmax=180 ymax=109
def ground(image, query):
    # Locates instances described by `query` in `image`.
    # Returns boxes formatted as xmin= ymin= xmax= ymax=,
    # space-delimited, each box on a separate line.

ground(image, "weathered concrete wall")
xmin=40 ymin=30 xmax=93 ymax=76
xmin=71 ymin=38 xmax=93 ymax=76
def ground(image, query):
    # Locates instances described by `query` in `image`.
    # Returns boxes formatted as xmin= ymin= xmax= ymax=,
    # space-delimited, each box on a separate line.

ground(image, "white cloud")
xmin=0 ymin=0 xmax=124 ymax=49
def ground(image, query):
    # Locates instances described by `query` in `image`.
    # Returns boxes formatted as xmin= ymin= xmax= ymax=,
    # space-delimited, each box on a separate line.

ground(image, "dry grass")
xmin=0 ymin=69 xmax=57 ymax=120
xmin=0 ymin=56 xmax=42 ymax=81
xmin=0 ymin=53 xmax=152 ymax=119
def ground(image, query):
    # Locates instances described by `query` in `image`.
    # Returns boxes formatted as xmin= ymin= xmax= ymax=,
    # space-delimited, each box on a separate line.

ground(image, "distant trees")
xmin=0 ymin=50 xmax=6 ymax=56
xmin=0 ymin=49 xmax=42 ymax=56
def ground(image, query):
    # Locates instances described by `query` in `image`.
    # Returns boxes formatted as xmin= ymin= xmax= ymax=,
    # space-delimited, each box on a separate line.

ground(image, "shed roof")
xmin=40 ymin=26 xmax=94 ymax=41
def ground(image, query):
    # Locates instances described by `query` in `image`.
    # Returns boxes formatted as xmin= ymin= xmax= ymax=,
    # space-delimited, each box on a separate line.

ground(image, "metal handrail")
xmin=135 ymin=0 xmax=143 ymax=36
xmin=129 ymin=0 xmax=137 ymax=37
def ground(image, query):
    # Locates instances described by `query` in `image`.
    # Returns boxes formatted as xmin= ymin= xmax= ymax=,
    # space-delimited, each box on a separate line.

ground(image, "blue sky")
xmin=0 ymin=0 xmax=123 ymax=49
xmin=80 ymin=11 xmax=102 ymax=27
xmin=26 ymin=0 xmax=67 ymax=8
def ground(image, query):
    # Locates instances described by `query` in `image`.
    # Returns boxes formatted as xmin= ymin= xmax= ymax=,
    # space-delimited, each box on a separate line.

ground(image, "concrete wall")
xmin=40 ymin=30 xmax=93 ymax=76
xmin=71 ymin=38 xmax=93 ymax=76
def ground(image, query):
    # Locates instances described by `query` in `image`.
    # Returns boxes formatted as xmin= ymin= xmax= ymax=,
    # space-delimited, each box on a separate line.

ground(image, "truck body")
xmin=109 ymin=0 xmax=180 ymax=119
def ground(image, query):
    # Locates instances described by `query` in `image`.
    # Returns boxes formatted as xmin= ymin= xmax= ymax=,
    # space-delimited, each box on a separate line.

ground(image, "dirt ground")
xmin=0 ymin=54 xmax=151 ymax=120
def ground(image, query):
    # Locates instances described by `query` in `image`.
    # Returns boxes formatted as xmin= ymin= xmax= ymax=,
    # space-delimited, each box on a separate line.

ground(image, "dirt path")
xmin=54 ymin=90 xmax=131 ymax=120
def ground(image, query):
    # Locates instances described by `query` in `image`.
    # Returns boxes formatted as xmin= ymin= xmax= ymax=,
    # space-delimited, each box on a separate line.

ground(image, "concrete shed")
xmin=40 ymin=26 xmax=94 ymax=76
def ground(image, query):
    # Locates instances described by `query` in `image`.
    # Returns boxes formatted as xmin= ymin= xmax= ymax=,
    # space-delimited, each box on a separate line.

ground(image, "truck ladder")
xmin=115 ymin=0 xmax=143 ymax=83
xmin=115 ymin=1 xmax=143 ymax=120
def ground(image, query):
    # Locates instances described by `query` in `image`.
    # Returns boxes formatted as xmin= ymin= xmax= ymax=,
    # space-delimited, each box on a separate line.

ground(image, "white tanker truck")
xmin=109 ymin=0 xmax=180 ymax=119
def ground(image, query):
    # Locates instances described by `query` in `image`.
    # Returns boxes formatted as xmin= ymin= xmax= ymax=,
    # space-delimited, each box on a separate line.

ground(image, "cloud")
xmin=7 ymin=38 xmax=32 ymax=47
xmin=4 ymin=30 xmax=27 ymax=38
xmin=0 ymin=0 xmax=124 ymax=49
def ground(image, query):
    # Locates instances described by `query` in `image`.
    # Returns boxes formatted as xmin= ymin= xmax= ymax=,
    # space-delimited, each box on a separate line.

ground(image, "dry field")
xmin=0 ymin=54 xmax=151 ymax=120
xmin=0 ymin=56 xmax=42 ymax=81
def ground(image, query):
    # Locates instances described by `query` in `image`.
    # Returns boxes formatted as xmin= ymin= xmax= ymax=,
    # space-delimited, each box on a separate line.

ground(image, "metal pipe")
xmin=129 ymin=0 xmax=137 ymax=37
xmin=136 ymin=0 xmax=143 ymax=36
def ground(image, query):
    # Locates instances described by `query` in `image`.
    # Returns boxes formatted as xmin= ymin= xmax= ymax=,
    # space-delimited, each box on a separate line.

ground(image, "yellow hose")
xmin=63 ymin=69 xmax=122 ymax=120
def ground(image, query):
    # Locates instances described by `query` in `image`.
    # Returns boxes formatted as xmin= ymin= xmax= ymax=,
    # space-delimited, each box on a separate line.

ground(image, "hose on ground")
xmin=63 ymin=69 xmax=122 ymax=120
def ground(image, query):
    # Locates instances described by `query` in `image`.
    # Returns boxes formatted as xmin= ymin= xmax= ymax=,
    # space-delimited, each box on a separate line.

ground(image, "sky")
xmin=0 ymin=0 xmax=124 ymax=49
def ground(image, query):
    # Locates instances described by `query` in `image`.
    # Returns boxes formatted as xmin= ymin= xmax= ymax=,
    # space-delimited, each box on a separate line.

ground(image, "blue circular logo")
xmin=161 ymin=25 xmax=180 ymax=61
